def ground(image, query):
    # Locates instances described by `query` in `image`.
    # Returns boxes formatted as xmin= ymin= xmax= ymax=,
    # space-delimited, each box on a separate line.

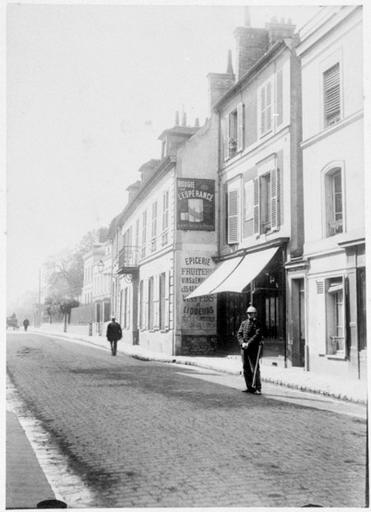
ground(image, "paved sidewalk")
xmin=32 ymin=324 xmax=367 ymax=404
xmin=6 ymin=411 xmax=56 ymax=509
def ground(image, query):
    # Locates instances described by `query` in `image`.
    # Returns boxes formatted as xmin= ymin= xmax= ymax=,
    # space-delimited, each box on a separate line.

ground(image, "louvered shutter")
xmin=323 ymin=63 xmax=340 ymax=125
xmin=237 ymin=103 xmax=244 ymax=152
xmin=253 ymin=178 xmax=260 ymax=234
xmin=271 ymin=168 xmax=280 ymax=230
xmin=276 ymin=70 xmax=283 ymax=126
xmin=227 ymin=189 xmax=239 ymax=244
xmin=223 ymin=115 xmax=229 ymax=161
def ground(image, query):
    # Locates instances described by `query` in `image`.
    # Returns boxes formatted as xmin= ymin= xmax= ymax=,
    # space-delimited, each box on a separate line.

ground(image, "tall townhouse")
xmin=189 ymin=16 xmax=304 ymax=365
xmin=109 ymin=113 xmax=219 ymax=355
xmin=296 ymin=6 xmax=366 ymax=380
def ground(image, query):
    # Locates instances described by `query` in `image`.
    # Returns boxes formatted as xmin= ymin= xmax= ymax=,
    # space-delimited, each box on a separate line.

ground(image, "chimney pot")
xmin=175 ymin=111 xmax=180 ymax=126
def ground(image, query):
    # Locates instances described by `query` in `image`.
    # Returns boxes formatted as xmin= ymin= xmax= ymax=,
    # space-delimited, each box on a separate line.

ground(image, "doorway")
xmin=291 ymin=278 xmax=305 ymax=367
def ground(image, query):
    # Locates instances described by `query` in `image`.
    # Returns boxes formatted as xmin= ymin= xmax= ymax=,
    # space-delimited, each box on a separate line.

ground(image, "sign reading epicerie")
xmin=180 ymin=254 xmax=216 ymax=332
xmin=177 ymin=178 xmax=215 ymax=231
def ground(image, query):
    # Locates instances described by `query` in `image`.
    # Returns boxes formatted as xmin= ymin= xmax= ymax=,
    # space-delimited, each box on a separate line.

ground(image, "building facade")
xmin=110 ymin=113 xmax=219 ymax=355
xmin=296 ymin=6 xmax=366 ymax=379
xmin=76 ymin=242 xmax=112 ymax=329
xmin=189 ymin=17 xmax=304 ymax=364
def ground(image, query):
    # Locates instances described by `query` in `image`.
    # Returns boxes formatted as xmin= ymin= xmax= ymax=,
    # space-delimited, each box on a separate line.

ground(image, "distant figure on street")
xmin=237 ymin=305 xmax=263 ymax=394
xmin=23 ymin=318 xmax=30 ymax=331
xmin=106 ymin=317 xmax=122 ymax=356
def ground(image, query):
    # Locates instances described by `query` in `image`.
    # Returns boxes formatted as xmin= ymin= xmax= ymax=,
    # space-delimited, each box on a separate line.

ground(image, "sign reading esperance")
xmin=177 ymin=178 xmax=215 ymax=231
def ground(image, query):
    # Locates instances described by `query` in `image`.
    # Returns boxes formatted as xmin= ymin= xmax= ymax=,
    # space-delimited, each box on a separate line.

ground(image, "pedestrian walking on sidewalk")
xmin=237 ymin=305 xmax=263 ymax=394
xmin=23 ymin=318 xmax=30 ymax=331
xmin=106 ymin=317 xmax=122 ymax=356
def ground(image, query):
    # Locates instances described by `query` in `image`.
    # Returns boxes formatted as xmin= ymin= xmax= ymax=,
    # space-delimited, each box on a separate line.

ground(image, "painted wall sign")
xmin=180 ymin=253 xmax=216 ymax=332
xmin=177 ymin=178 xmax=215 ymax=231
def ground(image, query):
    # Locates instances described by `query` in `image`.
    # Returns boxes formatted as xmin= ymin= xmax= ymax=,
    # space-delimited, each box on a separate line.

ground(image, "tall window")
xmin=135 ymin=218 xmax=140 ymax=249
xmin=260 ymin=173 xmax=272 ymax=233
xmin=142 ymin=210 xmax=147 ymax=257
xmin=159 ymin=272 xmax=166 ymax=330
xmin=224 ymin=102 xmax=244 ymax=160
xmin=259 ymin=81 xmax=272 ymax=135
xmin=162 ymin=191 xmax=169 ymax=246
xmin=253 ymin=169 xmax=280 ymax=235
xmin=326 ymin=278 xmax=345 ymax=357
xmin=323 ymin=63 xmax=341 ymax=127
xmin=139 ymin=280 xmax=144 ymax=329
xmin=124 ymin=288 xmax=130 ymax=329
xmin=151 ymin=202 xmax=157 ymax=252
xmin=325 ymin=168 xmax=343 ymax=237
xmin=148 ymin=277 xmax=154 ymax=329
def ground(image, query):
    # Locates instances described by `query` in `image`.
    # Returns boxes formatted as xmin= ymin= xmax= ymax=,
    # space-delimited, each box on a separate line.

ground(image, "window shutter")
xmin=271 ymin=168 xmax=280 ymax=230
xmin=227 ymin=189 xmax=239 ymax=244
xmin=253 ymin=178 xmax=260 ymax=234
xmin=324 ymin=63 xmax=340 ymax=125
xmin=276 ymin=70 xmax=283 ymax=126
xmin=223 ymin=116 xmax=229 ymax=161
xmin=237 ymin=103 xmax=244 ymax=152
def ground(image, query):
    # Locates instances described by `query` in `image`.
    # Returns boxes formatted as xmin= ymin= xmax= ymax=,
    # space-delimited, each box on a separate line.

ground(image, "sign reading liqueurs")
xmin=177 ymin=178 xmax=215 ymax=231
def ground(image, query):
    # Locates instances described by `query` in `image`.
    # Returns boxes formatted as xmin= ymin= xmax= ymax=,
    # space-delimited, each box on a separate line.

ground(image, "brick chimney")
xmin=207 ymin=50 xmax=235 ymax=109
xmin=234 ymin=25 xmax=269 ymax=80
xmin=265 ymin=17 xmax=296 ymax=46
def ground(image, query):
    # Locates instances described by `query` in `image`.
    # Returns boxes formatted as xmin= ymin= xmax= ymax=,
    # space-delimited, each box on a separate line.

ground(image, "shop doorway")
xmin=291 ymin=278 xmax=305 ymax=367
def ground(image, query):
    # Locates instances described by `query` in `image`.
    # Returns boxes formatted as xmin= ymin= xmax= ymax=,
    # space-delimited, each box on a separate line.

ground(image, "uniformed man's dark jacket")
xmin=106 ymin=321 xmax=122 ymax=342
xmin=237 ymin=318 xmax=262 ymax=357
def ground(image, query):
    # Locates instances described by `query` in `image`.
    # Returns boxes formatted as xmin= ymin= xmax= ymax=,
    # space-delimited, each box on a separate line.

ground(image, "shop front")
xmin=187 ymin=243 xmax=287 ymax=359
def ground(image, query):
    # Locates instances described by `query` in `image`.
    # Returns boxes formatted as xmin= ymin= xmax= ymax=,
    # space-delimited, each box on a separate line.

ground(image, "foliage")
xmin=44 ymin=226 xmax=109 ymax=314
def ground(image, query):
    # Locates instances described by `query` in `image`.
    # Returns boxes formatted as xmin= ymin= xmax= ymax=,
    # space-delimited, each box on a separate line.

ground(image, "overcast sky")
xmin=5 ymin=2 xmax=329 ymax=309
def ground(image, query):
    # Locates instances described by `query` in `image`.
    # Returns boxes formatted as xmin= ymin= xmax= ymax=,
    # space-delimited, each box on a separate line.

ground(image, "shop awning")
xmin=186 ymin=247 xmax=279 ymax=298
xmin=186 ymin=256 xmax=243 ymax=299
xmin=212 ymin=247 xmax=279 ymax=293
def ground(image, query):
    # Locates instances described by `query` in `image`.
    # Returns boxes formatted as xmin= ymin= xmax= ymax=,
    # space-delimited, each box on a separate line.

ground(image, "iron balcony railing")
xmin=118 ymin=245 xmax=140 ymax=273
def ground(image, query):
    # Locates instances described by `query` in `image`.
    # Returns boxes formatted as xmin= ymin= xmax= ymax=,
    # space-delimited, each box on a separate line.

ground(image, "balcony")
xmin=118 ymin=246 xmax=140 ymax=275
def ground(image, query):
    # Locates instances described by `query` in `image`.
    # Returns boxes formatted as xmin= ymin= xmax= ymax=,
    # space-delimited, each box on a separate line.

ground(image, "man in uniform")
xmin=237 ymin=305 xmax=263 ymax=394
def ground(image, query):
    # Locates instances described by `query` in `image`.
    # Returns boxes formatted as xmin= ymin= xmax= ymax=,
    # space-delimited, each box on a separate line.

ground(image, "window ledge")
xmin=326 ymin=354 xmax=347 ymax=361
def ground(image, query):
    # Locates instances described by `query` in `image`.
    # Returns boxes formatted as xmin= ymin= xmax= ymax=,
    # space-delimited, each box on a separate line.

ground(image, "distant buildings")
xmin=80 ymin=6 xmax=366 ymax=381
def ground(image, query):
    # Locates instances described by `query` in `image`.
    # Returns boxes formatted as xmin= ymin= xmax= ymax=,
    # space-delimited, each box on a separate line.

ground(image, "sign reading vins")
xmin=177 ymin=178 xmax=215 ymax=231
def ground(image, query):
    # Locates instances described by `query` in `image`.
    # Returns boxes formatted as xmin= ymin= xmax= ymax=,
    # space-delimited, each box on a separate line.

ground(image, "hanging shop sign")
xmin=177 ymin=178 xmax=215 ymax=231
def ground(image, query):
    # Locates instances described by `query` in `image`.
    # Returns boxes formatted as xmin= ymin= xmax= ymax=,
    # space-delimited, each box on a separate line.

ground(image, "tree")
xmin=45 ymin=227 xmax=108 ymax=300
xmin=43 ymin=227 xmax=109 ymax=323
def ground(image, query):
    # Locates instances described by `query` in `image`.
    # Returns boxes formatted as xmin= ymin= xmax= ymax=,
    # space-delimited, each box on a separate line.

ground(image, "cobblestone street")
xmin=7 ymin=333 xmax=367 ymax=508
